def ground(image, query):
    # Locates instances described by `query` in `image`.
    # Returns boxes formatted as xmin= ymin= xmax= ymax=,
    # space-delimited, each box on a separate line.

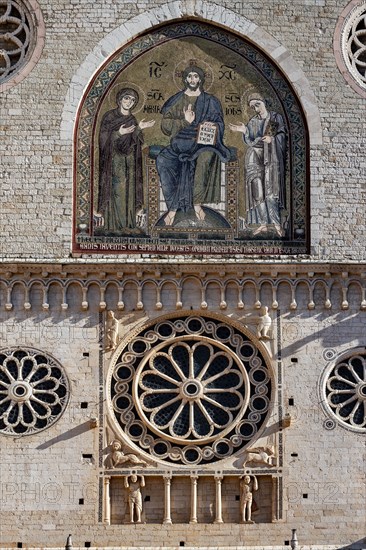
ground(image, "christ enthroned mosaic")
xmin=73 ymin=22 xmax=309 ymax=255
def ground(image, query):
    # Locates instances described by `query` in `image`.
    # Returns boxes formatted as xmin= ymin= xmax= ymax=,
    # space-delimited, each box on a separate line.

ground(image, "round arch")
xmin=71 ymin=6 xmax=317 ymax=257
xmin=61 ymin=0 xmax=322 ymax=145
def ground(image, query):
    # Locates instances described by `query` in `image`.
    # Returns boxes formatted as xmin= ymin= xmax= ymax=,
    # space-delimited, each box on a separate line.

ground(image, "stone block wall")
xmin=0 ymin=265 xmax=364 ymax=548
xmin=1 ymin=0 xmax=366 ymax=548
xmin=0 ymin=0 xmax=365 ymax=262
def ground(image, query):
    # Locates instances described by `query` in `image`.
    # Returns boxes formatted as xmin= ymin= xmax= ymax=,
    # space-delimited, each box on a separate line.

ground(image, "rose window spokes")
xmin=110 ymin=315 xmax=272 ymax=465
xmin=135 ymin=340 xmax=247 ymax=443
xmin=346 ymin=11 xmax=366 ymax=86
xmin=0 ymin=0 xmax=32 ymax=83
xmin=324 ymin=354 xmax=366 ymax=431
xmin=0 ymin=348 xmax=69 ymax=436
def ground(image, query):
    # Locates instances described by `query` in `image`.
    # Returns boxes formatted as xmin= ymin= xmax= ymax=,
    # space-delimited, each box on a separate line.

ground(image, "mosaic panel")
xmin=74 ymin=22 xmax=309 ymax=256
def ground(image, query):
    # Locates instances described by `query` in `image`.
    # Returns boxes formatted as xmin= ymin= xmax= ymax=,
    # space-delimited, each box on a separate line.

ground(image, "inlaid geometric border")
xmin=73 ymin=20 xmax=310 ymax=256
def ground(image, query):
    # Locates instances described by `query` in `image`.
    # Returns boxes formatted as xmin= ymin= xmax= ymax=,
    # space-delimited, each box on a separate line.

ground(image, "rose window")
xmin=109 ymin=315 xmax=272 ymax=465
xmin=0 ymin=348 xmax=69 ymax=436
xmin=135 ymin=339 xmax=249 ymax=443
xmin=322 ymin=351 xmax=366 ymax=433
xmin=342 ymin=3 xmax=366 ymax=90
xmin=0 ymin=0 xmax=33 ymax=84
xmin=335 ymin=1 xmax=366 ymax=96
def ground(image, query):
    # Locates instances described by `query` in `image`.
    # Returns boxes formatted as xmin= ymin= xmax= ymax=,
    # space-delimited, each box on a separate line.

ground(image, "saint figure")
xmin=230 ymin=93 xmax=286 ymax=236
xmin=124 ymin=474 xmax=145 ymax=523
xmin=97 ymin=88 xmax=154 ymax=233
xmin=240 ymin=474 xmax=258 ymax=523
xmin=156 ymin=65 xmax=231 ymax=226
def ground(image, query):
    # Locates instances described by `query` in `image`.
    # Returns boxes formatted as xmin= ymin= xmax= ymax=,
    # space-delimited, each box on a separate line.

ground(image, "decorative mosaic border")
xmin=73 ymin=21 xmax=309 ymax=256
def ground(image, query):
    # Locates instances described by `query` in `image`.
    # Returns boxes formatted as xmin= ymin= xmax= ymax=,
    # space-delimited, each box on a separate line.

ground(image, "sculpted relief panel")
xmin=74 ymin=21 xmax=309 ymax=256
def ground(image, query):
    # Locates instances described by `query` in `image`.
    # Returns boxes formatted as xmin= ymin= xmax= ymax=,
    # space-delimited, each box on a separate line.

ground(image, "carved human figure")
xmin=229 ymin=93 xmax=286 ymax=236
xmin=243 ymin=306 xmax=272 ymax=340
xmin=240 ymin=474 xmax=258 ymax=523
xmin=156 ymin=64 xmax=231 ymax=226
xmin=107 ymin=440 xmax=147 ymax=468
xmin=257 ymin=306 xmax=272 ymax=340
xmin=106 ymin=311 xmax=120 ymax=351
xmin=124 ymin=474 xmax=145 ymax=523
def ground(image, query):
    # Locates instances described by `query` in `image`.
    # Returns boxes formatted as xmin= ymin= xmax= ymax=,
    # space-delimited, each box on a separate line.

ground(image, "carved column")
xmin=163 ymin=475 xmax=172 ymax=524
xmin=190 ymin=475 xmax=198 ymax=524
xmin=104 ymin=476 xmax=111 ymax=525
xmin=272 ymin=476 xmax=279 ymax=522
xmin=214 ymin=475 xmax=224 ymax=523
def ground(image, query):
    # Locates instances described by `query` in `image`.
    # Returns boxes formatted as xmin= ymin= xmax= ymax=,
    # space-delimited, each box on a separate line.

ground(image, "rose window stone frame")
xmin=321 ymin=348 xmax=366 ymax=433
xmin=334 ymin=0 xmax=366 ymax=98
xmin=0 ymin=0 xmax=45 ymax=91
xmin=0 ymin=347 xmax=70 ymax=436
xmin=107 ymin=314 xmax=274 ymax=466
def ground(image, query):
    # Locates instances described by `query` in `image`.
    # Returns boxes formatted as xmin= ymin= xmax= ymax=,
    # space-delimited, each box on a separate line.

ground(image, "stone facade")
xmin=0 ymin=1 xmax=365 ymax=549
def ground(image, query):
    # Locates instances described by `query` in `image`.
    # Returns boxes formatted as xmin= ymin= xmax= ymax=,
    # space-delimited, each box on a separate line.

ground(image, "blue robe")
xmin=156 ymin=90 xmax=231 ymax=213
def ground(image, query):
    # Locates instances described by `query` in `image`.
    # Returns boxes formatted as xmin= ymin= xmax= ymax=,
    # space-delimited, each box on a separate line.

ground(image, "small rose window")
xmin=334 ymin=1 xmax=366 ymax=97
xmin=322 ymin=350 xmax=366 ymax=433
xmin=0 ymin=0 xmax=45 ymax=91
xmin=0 ymin=348 xmax=69 ymax=436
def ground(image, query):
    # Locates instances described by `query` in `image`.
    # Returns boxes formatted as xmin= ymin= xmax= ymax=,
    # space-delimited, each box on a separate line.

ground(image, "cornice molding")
xmin=1 ymin=263 xmax=366 ymax=312
xmin=1 ymin=263 xmax=366 ymax=278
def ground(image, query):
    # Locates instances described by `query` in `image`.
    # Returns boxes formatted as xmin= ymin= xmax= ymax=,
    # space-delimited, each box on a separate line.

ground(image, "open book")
xmin=196 ymin=121 xmax=217 ymax=145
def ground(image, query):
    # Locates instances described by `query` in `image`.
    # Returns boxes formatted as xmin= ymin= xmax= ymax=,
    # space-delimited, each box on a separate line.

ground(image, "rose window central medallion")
xmin=181 ymin=379 xmax=202 ymax=399
xmin=109 ymin=315 xmax=272 ymax=465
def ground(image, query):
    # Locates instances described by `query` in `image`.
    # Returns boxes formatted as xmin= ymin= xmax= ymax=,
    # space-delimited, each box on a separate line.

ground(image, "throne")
xmin=145 ymin=145 xmax=239 ymax=240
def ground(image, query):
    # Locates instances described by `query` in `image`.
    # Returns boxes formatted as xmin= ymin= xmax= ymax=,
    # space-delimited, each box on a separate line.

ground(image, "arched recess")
xmin=71 ymin=7 xmax=317 ymax=257
xmin=62 ymin=1 xmax=321 ymax=143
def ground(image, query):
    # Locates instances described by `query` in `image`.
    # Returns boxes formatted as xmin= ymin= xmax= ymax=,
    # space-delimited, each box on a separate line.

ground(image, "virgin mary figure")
xmin=96 ymin=88 xmax=154 ymax=233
